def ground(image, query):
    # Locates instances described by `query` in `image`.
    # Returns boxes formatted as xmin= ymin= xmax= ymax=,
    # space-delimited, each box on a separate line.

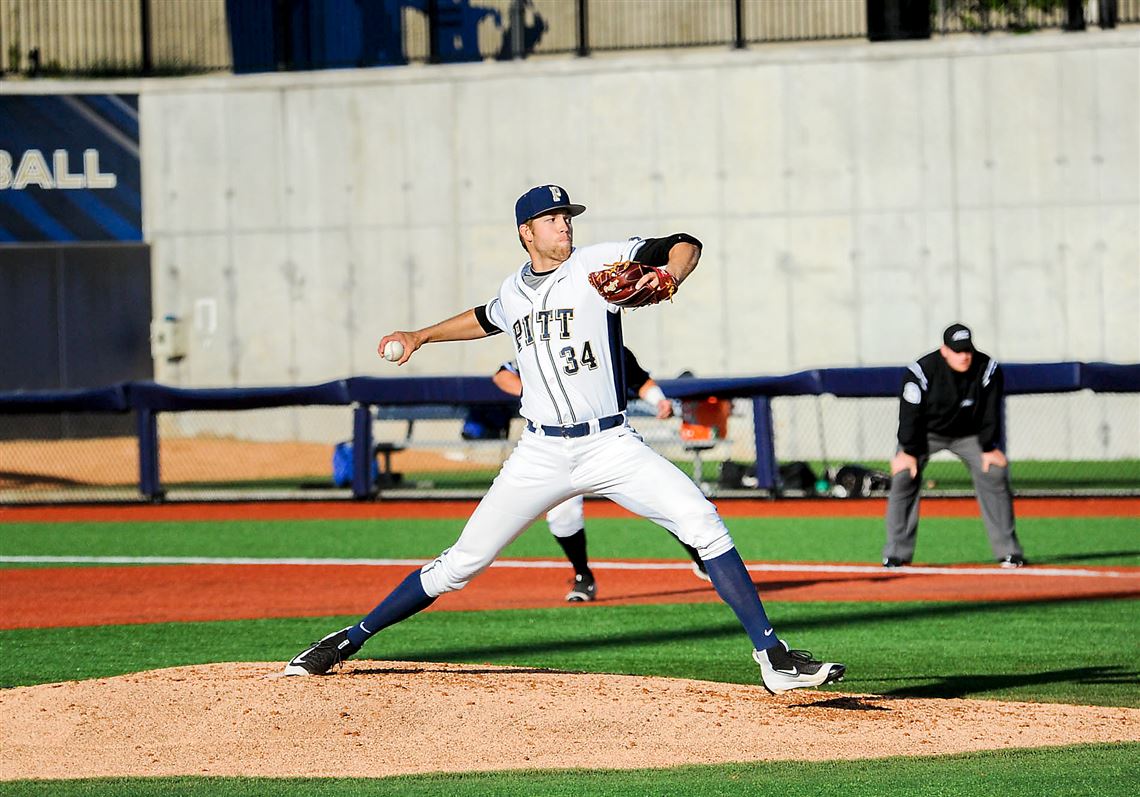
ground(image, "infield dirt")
xmin=3 ymin=661 xmax=1139 ymax=780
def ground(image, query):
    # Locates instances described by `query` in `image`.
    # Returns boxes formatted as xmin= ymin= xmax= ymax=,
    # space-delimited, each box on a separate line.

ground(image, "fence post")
xmin=427 ymin=0 xmax=441 ymax=63
xmin=137 ymin=408 xmax=162 ymax=500
xmin=1098 ymin=0 xmax=1118 ymax=28
xmin=139 ymin=0 xmax=154 ymax=75
xmin=352 ymin=403 xmax=374 ymax=499
xmin=733 ymin=0 xmax=745 ymax=49
xmin=751 ymin=396 xmax=778 ymax=491
xmin=1064 ymin=0 xmax=1086 ymax=30
xmin=576 ymin=0 xmax=589 ymax=57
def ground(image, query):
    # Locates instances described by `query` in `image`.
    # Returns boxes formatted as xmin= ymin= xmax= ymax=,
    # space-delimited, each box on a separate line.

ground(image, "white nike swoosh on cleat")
xmin=291 ymin=647 xmax=316 ymax=664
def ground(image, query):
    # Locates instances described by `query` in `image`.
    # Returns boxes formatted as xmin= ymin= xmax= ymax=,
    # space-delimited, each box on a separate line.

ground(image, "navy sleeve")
xmin=633 ymin=233 xmax=703 ymax=266
xmin=622 ymin=347 xmax=651 ymax=395
xmin=473 ymin=305 xmax=501 ymax=336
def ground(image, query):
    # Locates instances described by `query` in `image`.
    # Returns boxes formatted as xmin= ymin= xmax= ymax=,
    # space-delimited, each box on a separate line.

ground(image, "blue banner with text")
xmin=0 ymin=94 xmax=141 ymax=242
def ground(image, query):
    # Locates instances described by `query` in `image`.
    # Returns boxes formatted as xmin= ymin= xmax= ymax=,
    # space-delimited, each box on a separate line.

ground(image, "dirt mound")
xmin=3 ymin=662 xmax=1138 ymax=780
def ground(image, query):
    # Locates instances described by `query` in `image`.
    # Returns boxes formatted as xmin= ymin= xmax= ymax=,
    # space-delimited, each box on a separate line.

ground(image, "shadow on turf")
xmin=385 ymin=595 xmax=1137 ymax=700
xmin=878 ymin=665 xmax=1140 ymax=699
xmin=1024 ymin=550 xmax=1140 ymax=565
xmin=594 ymin=573 xmax=887 ymax=604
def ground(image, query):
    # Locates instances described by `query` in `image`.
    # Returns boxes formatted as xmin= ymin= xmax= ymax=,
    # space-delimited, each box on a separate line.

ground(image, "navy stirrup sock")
xmin=704 ymin=549 xmax=777 ymax=651
xmin=347 ymin=570 xmax=436 ymax=648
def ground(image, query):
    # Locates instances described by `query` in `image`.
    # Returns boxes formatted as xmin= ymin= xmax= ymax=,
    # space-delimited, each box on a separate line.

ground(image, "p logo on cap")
xmin=515 ymin=185 xmax=587 ymax=227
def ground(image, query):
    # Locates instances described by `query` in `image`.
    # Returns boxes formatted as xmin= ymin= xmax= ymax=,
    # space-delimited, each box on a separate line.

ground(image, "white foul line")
xmin=0 ymin=556 xmax=1132 ymax=579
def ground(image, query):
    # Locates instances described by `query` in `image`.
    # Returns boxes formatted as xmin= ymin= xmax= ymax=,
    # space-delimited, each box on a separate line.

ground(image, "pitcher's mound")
xmin=3 ymin=661 xmax=1138 ymax=780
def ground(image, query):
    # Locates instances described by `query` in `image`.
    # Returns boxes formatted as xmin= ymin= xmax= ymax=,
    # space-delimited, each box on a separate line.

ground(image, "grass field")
xmin=2 ymin=744 xmax=1138 ymax=797
xmin=1 ymin=507 xmax=1137 ymax=794
xmin=139 ymin=456 xmax=1140 ymax=492
xmin=6 ymin=458 xmax=1136 ymax=498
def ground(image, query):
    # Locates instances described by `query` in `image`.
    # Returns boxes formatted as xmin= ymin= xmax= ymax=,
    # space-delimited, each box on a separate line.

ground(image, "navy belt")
xmin=526 ymin=413 xmax=625 ymax=438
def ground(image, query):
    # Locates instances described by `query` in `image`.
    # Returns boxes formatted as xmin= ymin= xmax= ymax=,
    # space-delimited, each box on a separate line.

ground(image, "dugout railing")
xmin=0 ymin=361 xmax=1136 ymax=503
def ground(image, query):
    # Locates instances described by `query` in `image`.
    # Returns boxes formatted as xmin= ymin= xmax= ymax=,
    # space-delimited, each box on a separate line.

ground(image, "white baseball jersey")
xmin=417 ymin=237 xmax=734 ymax=600
xmin=483 ymin=239 xmax=645 ymax=427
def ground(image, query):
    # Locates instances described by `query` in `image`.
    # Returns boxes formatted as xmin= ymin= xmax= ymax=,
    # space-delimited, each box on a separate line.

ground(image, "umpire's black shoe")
xmin=753 ymin=641 xmax=846 ymax=695
xmin=283 ymin=626 xmax=360 ymax=676
xmin=999 ymin=555 xmax=1027 ymax=569
xmin=882 ymin=557 xmax=910 ymax=568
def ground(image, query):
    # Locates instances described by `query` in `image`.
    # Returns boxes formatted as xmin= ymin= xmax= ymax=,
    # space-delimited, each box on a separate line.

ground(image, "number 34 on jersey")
xmin=511 ymin=308 xmax=599 ymax=375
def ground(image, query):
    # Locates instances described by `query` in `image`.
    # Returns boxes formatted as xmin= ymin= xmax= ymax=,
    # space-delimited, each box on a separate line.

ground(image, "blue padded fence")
xmin=1 ymin=362 xmax=1136 ymax=501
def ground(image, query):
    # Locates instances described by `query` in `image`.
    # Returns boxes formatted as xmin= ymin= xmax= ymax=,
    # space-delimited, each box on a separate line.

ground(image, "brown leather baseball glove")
xmin=586 ymin=261 xmax=679 ymax=308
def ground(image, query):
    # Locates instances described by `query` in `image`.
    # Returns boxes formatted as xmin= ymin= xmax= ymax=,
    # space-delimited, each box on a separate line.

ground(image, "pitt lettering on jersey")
xmin=512 ymin=316 xmax=535 ymax=350
xmin=513 ymin=309 xmax=574 ymax=351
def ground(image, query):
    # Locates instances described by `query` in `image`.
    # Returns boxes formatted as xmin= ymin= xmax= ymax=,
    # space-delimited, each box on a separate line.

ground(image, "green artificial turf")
xmin=3 ymin=599 xmax=1137 ymax=706
xmin=2 ymin=515 xmax=1137 ymax=568
xmin=2 ymin=511 xmax=1136 ymax=794
xmin=22 ymin=458 xmax=1140 ymax=495
xmin=0 ymin=744 xmax=1137 ymax=796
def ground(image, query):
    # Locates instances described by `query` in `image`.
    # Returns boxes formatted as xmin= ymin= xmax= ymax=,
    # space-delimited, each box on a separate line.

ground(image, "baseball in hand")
xmin=382 ymin=340 xmax=404 ymax=362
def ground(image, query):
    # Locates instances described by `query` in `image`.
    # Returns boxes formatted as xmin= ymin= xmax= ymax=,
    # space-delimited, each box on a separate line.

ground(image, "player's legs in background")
xmin=547 ymin=492 xmax=706 ymax=588
xmin=546 ymin=495 xmax=597 ymax=601
xmin=882 ymin=440 xmax=940 ymax=565
xmin=949 ymin=435 xmax=1024 ymax=563
xmin=547 ymin=495 xmax=591 ymax=576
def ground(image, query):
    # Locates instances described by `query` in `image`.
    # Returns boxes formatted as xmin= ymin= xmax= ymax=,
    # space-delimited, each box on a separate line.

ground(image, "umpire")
xmin=882 ymin=323 xmax=1027 ymax=568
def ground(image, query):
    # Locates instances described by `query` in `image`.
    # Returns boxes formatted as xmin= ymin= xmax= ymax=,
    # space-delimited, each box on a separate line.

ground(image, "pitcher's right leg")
xmin=284 ymin=433 xmax=573 ymax=675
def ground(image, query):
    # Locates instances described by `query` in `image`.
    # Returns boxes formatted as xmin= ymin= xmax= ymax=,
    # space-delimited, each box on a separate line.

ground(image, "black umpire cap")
xmin=943 ymin=323 xmax=975 ymax=353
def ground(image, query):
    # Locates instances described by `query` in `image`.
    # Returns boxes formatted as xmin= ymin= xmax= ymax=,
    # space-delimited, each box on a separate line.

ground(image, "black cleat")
xmin=999 ymin=554 xmax=1027 ymax=568
xmin=283 ymin=626 xmax=360 ymax=676
xmin=565 ymin=573 xmax=597 ymax=602
xmin=882 ymin=557 xmax=910 ymax=568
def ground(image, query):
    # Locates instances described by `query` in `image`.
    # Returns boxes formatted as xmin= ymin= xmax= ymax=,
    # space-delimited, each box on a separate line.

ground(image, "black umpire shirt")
xmin=896 ymin=350 xmax=1003 ymax=457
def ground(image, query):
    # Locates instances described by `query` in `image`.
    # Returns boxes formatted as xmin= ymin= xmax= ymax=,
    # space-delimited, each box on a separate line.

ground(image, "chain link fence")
xmin=2 ymin=390 xmax=1136 ymax=503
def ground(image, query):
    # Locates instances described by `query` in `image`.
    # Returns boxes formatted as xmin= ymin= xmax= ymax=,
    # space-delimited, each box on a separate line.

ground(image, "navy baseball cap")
xmin=943 ymin=323 xmax=975 ymax=353
xmin=514 ymin=185 xmax=586 ymax=227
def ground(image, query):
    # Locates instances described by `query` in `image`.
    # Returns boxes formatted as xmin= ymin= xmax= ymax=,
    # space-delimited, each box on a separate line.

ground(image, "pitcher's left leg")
xmin=578 ymin=429 xmax=845 ymax=692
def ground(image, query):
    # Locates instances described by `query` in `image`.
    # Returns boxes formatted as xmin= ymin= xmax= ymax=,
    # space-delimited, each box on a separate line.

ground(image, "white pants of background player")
xmin=419 ymin=424 xmax=733 ymax=597
xmin=545 ymin=495 xmax=586 ymax=538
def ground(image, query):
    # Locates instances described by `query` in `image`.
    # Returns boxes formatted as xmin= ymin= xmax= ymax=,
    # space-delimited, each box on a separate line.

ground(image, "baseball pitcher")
xmin=285 ymin=184 xmax=845 ymax=694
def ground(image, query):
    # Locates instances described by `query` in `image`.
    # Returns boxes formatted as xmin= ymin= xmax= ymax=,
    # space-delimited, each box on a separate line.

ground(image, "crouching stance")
xmin=285 ymin=185 xmax=845 ymax=694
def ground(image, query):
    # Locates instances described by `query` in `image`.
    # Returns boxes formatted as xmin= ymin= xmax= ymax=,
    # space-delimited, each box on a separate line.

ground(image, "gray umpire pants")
xmin=882 ymin=433 xmax=1023 ymax=563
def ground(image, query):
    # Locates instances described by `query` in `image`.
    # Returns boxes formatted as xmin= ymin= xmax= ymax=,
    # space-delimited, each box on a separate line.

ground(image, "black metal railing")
xmin=0 ymin=0 xmax=231 ymax=77
xmin=0 ymin=0 xmax=1134 ymax=79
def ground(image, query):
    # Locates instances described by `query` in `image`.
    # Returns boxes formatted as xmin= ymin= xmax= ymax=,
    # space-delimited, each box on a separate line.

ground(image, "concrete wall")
xmin=3 ymin=29 xmax=1136 ymax=456
xmin=126 ymin=29 xmax=1138 ymax=388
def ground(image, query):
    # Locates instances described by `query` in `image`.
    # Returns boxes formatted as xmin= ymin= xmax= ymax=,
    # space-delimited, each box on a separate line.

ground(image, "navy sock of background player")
xmin=491 ymin=354 xmax=710 ymax=599
xmin=285 ymin=184 xmax=844 ymax=691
